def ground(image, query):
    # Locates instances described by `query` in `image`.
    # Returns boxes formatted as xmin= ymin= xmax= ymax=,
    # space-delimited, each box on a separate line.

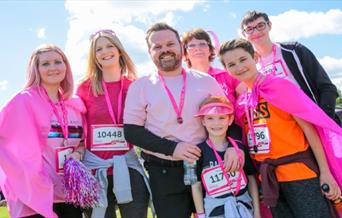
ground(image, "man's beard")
xmin=156 ymin=51 xmax=181 ymax=72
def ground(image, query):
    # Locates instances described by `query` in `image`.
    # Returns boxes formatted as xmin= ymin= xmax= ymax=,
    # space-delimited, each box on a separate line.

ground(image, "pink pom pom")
xmin=63 ymin=158 xmax=100 ymax=208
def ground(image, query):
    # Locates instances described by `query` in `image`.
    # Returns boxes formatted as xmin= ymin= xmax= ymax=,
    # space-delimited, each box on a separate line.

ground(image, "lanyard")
xmin=206 ymin=137 xmax=243 ymax=196
xmin=158 ymin=69 xmax=187 ymax=124
xmin=102 ymin=78 xmax=124 ymax=124
xmin=244 ymin=91 xmax=258 ymax=152
xmin=260 ymin=44 xmax=277 ymax=74
xmin=43 ymin=88 xmax=69 ymax=146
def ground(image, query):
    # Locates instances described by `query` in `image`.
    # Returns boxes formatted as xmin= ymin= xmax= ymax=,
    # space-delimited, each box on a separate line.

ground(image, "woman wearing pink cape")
xmin=0 ymin=44 xmax=86 ymax=218
xmin=218 ymin=38 xmax=342 ymax=218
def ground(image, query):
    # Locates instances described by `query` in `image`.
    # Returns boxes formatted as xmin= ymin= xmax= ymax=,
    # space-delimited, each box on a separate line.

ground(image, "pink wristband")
xmin=194 ymin=212 xmax=205 ymax=218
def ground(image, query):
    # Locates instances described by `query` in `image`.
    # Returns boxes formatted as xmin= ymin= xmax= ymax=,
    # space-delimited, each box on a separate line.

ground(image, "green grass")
xmin=0 ymin=207 xmax=9 ymax=218
xmin=0 ymin=207 xmax=154 ymax=218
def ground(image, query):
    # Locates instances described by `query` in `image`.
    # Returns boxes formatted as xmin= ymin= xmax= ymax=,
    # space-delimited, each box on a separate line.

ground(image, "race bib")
xmin=247 ymin=124 xmax=271 ymax=154
xmin=91 ymin=124 xmax=129 ymax=151
xmin=201 ymin=166 xmax=247 ymax=197
xmin=55 ymin=146 xmax=75 ymax=174
xmin=261 ymin=60 xmax=288 ymax=78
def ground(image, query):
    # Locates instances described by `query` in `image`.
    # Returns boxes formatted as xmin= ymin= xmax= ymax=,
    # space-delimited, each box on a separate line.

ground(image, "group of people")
xmin=0 ymin=10 xmax=341 ymax=218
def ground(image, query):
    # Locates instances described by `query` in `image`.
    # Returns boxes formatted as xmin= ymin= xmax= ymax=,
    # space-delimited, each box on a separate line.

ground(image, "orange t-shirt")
xmin=244 ymin=97 xmax=317 ymax=182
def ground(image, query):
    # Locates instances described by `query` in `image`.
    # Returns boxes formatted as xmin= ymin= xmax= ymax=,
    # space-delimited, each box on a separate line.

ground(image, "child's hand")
xmin=320 ymin=172 xmax=341 ymax=201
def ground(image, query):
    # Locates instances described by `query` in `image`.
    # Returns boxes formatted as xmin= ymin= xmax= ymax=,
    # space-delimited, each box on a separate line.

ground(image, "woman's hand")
xmin=67 ymin=150 xmax=84 ymax=161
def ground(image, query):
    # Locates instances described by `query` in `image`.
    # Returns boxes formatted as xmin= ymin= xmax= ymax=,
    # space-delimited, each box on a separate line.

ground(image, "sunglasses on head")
xmin=89 ymin=29 xmax=116 ymax=40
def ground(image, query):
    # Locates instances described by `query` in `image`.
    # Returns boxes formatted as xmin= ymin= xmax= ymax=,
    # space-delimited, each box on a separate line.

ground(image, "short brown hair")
xmin=145 ymin=22 xmax=181 ymax=48
xmin=240 ymin=10 xmax=270 ymax=30
xmin=182 ymin=28 xmax=215 ymax=68
xmin=218 ymin=38 xmax=255 ymax=68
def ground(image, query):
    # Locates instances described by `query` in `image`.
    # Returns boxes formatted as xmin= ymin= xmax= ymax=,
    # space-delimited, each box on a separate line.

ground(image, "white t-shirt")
xmin=257 ymin=43 xmax=299 ymax=87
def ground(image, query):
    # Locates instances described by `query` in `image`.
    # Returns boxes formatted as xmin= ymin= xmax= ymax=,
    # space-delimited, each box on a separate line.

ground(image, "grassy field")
xmin=0 ymin=207 xmax=154 ymax=218
xmin=0 ymin=207 xmax=9 ymax=218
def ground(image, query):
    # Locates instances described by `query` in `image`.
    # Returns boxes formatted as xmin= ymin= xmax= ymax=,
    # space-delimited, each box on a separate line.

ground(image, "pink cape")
xmin=0 ymin=87 xmax=86 ymax=218
xmin=236 ymin=74 xmax=342 ymax=216
xmin=208 ymin=66 xmax=240 ymax=106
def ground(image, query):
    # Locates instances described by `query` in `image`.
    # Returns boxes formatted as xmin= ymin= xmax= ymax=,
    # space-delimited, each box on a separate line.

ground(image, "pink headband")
xmin=194 ymin=102 xmax=234 ymax=117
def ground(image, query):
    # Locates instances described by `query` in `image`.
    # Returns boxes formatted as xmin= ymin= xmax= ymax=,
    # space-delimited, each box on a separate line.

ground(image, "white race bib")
xmin=247 ymin=124 xmax=271 ymax=154
xmin=201 ymin=165 xmax=247 ymax=197
xmin=91 ymin=124 xmax=129 ymax=151
xmin=261 ymin=60 xmax=288 ymax=78
xmin=55 ymin=146 xmax=75 ymax=174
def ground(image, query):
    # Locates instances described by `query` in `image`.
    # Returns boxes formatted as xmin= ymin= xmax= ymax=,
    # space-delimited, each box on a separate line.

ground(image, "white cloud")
xmin=37 ymin=28 xmax=46 ymax=39
xmin=0 ymin=80 xmax=8 ymax=91
xmin=64 ymin=0 xmax=203 ymax=78
xmin=319 ymin=56 xmax=342 ymax=78
xmin=270 ymin=9 xmax=342 ymax=41
xmin=228 ymin=12 xmax=237 ymax=19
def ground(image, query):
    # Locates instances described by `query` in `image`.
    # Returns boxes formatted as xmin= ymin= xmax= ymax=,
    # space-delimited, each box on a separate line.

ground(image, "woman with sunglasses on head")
xmin=182 ymin=28 xmax=242 ymax=140
xmin=0 ymin=44 xmax=85 ymax=218
xmin=77 ymin=29 xmax=149 ymax=218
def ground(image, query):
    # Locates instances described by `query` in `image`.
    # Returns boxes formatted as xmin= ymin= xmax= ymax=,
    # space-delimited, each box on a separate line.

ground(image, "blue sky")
xmin=1 ymin=0 xmax=342 ymax=107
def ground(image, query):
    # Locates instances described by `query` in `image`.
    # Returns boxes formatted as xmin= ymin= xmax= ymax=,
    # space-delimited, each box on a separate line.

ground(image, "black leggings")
xmin=271 ymin=177 xmax=335 ymax=218
xmin=22 ymin=203 xmax=82 ymax=218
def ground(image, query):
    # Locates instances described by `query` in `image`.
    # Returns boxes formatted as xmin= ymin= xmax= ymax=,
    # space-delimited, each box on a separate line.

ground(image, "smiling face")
xmin=202 ymin=114 xmax=233 ymax=137
xmin=95 ymin=36 xmax=120 ymax=69
xmin=242 ymin=16 xmax=272 ymax=46
xmin=148 ymin=29 xmax=183 ymax=73
xmin=185 ymin=38 xmax=211 ymax=65
xmin=38 ymin=51 xmax=66 ymax=88
xmin=221 ymin=48 xmax=258 ymax=86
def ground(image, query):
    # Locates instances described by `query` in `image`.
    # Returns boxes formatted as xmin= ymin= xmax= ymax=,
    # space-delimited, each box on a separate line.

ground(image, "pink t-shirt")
xmin=13 ymin=104 xmax=83 ymax=217
xmin=124 ymin=69 xmax=224 ymax=159
xmin=76 ymin=78 xmax=133 ymax=161
xmin=208 ymin=66 xmax=240 ymax=106
xmin=256 ymin=43 xmax=299 ymax=86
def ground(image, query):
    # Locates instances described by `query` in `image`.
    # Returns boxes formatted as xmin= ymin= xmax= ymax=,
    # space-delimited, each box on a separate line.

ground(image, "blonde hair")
xmin=24 ymin=44 xmax=74 ymax=99
xmin=199 ymin=95 xmax=232 ymax=109
xmin=82 ymin=31 xmax=137 ymax=96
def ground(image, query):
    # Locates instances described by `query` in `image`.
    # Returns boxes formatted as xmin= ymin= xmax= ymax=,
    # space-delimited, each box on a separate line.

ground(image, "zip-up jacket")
xmin=280 ymin=42 xmax=340 ymax=124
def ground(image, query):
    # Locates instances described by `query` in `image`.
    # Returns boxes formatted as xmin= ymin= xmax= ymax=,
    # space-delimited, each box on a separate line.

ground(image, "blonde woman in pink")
xmin=77 ymin=30 xmax=149 ymax=218
xmin=0 ymin=44 xmax=86 ymax=218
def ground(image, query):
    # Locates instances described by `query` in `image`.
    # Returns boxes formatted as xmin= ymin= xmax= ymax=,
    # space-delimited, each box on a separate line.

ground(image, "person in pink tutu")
xmin=0 ymin=44 xmax=86 ymax=218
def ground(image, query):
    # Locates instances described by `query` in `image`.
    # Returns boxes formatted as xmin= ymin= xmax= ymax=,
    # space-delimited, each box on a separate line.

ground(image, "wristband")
xmin=195 ymin=213 xmax=205 ymax=218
